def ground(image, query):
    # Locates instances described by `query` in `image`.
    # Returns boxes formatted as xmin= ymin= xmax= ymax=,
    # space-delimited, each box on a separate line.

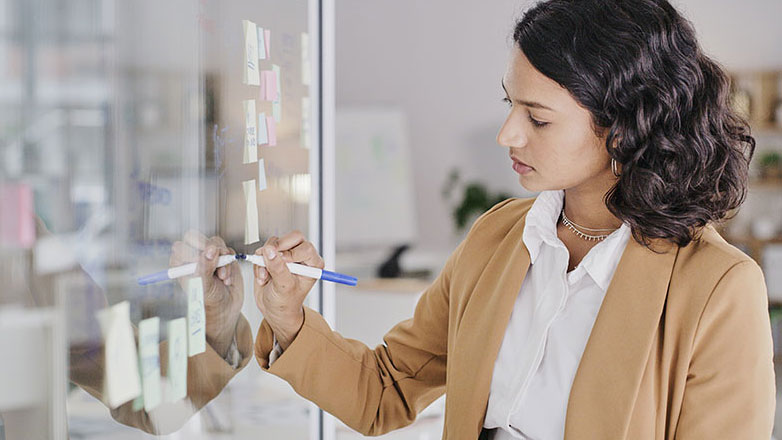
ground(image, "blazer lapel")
xmin=564 ymin=235 xmax=678 ymax=438
xmin=446 ymin=210 xmax=532 ymax=438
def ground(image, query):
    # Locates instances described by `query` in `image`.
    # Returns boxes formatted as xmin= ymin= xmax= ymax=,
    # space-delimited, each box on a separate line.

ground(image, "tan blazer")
xmin=255 ymin=197 xmax=775 ymax=439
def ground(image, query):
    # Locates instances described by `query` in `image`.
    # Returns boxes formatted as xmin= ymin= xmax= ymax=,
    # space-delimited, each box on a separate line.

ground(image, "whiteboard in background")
xmin=335 ymin=108 xmax=417 ymax=250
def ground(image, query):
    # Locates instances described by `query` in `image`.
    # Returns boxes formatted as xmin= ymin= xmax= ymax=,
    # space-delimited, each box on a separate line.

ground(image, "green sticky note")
xmin=187 ymin=277 xmax=206 ymax=356
xmin=167 ymin=317 xmax=188 ymax=402
xmin=138 ymin=317 xmax=162 ymax=411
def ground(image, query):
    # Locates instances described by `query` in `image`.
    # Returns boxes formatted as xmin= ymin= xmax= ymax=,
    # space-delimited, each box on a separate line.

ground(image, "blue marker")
xmin=137 ymin=253 xmax=357 ymax=287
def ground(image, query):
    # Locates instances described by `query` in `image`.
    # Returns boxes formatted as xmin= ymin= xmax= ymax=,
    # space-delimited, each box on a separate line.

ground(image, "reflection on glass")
xmin=0 ymin=0 xmax=317 ymax=438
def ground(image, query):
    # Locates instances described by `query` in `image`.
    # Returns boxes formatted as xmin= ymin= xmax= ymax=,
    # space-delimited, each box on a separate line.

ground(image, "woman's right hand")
xmin=253 ymin=230 xmax=325 ymax=350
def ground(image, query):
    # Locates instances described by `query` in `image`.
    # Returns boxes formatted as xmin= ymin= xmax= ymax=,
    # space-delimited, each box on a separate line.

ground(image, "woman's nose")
xmin=496 ymin=116 xmax=527 ymax=149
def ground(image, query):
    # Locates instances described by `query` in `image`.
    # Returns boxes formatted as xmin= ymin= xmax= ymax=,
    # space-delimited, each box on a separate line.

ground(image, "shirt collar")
xmin=522 ymin=190 xmax=632 ymax=291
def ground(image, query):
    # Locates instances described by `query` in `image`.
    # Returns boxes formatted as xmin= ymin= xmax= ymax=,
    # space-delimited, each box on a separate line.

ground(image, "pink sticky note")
xmin=266 ymin=116 xmax=277 ymax=146
xmin=264 ymin=29 xmax=271 ymax=59
xmin=264 ymin=71 xmax=278 ymax=101
xmin=0 ymin=183 xmax=35 ymax=248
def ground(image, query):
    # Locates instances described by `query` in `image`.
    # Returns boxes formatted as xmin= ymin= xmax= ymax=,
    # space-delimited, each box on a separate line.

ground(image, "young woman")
xmin=250 ymin=1 xmax=774 ymax=438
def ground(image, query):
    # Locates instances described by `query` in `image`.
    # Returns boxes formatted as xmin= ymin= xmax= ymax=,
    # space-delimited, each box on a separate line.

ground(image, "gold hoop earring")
xmin=612 ymin=158 xmax=621 ymax=177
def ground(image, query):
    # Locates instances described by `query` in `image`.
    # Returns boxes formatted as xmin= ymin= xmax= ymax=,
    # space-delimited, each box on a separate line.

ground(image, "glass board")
xmin=0 ymin=0 xmax=322 ymax=438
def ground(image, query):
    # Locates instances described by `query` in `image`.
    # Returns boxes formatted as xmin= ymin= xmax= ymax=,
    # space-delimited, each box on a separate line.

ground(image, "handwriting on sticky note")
xmin=96 ymin=301 xmax=141 ymax=408
xmin=243 ymin=180 xmax=261 ymax=245
xmin=138 ymin=317 xmax=162 ymax=411
xmin=243 ymin=20 xmax=260 ymax=85
xmin=243 ymin=100 xmax=258 ymax=163
xmin=167 ymin=317 xmax=187 ymax=402
xmin=187 ymin=278 xmax=206 ymax=356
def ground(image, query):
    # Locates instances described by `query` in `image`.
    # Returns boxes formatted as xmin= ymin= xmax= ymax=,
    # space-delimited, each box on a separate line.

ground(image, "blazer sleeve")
xmin=675 ymin=260 xmax=776 ymax=439
xmin=254 ymin=237 xmax=464 ymax=436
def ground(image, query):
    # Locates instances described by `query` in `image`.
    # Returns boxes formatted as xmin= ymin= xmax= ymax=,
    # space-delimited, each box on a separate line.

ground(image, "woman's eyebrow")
xmin=501 ymin=79 xmax=555 ymax=112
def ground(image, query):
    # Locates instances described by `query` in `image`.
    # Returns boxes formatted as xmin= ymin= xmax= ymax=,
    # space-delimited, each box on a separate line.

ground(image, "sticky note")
xmin=266 ymin=116 xmax=277 ymax=146
xmin=301 ymin=32 xmax=311 ymax=85
xmin=137 ymin=317 xmax=162 ymax=411
xmin=243 ymin=20 xmax=260 ymax=85
xmin=264 ymin=29 xmax=271 ymax=59
xmin=167 ymin=318 xmax=187 ymax=402
xmin=0 ymin=183 xmax=35 ymax=248
xmin=262 ymin=71 xmax=278 ymax=101
xmin=186 ymin=278 xmax=206 ymax=356
xmin=257 ymin=26 xmax=267 ymax=60
xmin=96 ymin=301 xmax=141 ymax=408
xmin=257 ymin=112 xmax=269 ymax=145
xmin=243 ymin=180 xmax=260 ymax=245
xmin=273 ymin=101 xmax=282 ymax=123
xmin=243 ymin=100 xmax=258 ymax=163
xmin=258 ymin=159 xmax=268 ymax=191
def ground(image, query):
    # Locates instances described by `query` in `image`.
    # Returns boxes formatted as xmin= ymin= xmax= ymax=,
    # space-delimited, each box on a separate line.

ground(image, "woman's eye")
xmin=501 ymin=97 xmax=512 ymax=107
xmin=527 ymin=114 xmax=549 ymax=128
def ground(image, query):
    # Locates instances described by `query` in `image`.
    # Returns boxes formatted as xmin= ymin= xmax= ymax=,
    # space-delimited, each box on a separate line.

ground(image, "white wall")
xmin=335 ymin=0 xmax=782 ymax=250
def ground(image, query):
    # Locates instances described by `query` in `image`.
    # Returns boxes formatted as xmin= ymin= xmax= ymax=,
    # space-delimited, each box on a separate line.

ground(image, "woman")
xmin=251 ymin=0 xmax=775 ymax=438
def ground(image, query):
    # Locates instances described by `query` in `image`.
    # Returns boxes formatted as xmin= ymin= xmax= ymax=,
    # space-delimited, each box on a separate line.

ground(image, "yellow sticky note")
xmin=243 ymin=180 xmax=260 ymax=245
xmin=243 ymin=100 xmax=258 ymax=163
xmin=167 ymin=318 xmax=187 ymax=402
xmin=243 ymin=20 xmax=260 ymax=85
xmin=138 ymin=317 xmax=162 ymax=411
xmin=96 ymin=301 xmax=141 ymax=408
xmin=187 ymin=278 xmax=206 ymax=356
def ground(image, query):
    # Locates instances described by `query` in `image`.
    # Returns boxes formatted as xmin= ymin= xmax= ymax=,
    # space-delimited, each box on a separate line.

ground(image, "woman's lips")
xmin=511 ymin=158 xmax=534 ymax=175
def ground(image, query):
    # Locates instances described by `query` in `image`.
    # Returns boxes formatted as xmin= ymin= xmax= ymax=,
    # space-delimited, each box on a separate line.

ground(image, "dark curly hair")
xmin=514 ymin=0 xmax=756 ymax=251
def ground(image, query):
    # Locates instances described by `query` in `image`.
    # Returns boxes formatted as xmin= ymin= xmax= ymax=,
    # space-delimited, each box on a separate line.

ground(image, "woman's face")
xmin=497 ymin=48 xmax=614 ymax=192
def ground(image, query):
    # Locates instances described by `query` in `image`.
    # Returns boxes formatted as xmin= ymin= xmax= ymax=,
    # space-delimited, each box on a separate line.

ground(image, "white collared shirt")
xmin=483 ymin=189 xmax=632 ymax=440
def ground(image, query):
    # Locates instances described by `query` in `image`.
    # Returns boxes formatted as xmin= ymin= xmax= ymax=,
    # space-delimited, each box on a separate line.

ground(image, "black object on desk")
xmin=377 ymin=244 xmax=409 ymax=278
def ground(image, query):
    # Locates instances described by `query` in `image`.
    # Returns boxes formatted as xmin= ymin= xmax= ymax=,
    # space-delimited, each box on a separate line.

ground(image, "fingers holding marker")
xmin=262 ymin=238 xmax=295 ymax=293
xmin=254 ymin=247 xmax=269 ymax=286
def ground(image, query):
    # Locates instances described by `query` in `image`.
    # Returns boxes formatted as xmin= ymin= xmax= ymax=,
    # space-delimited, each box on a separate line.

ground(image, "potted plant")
xmin=758 ymin=151 xmax=782 ymax=180
xmin=442 ymin=169 xmax=513 ymax=234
